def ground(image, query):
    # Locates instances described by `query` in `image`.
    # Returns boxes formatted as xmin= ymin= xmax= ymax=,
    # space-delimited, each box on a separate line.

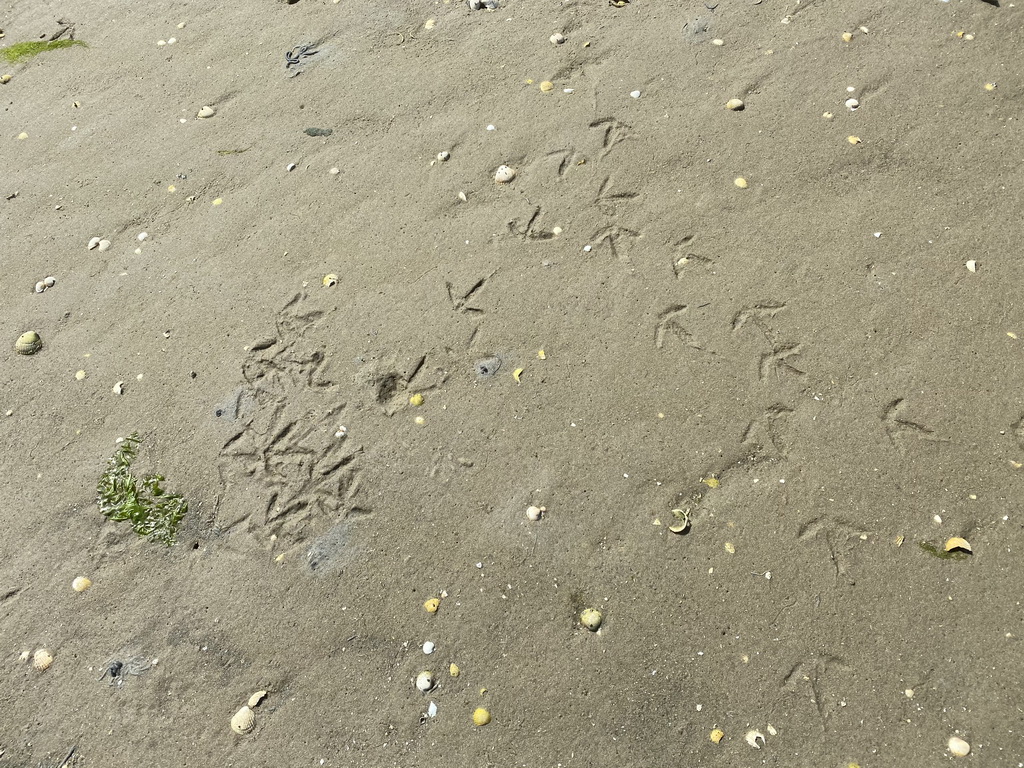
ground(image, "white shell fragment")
xmin=422 ymin=641 xmax=435 ymax=654
xmin=197 ymin=105 xmax=216 ymax=119
xmin=965 ymin=260 xmax=977 ymax=273
xmin=845 ymin=98 xmax=860 ymax=110
xmin=137 ymin=232 xmax=148 ymax=242
xmin=72 ymin=576 xmax=92 ymax=592
xmin=550 ymin=33 xmax=566 ymax=45
xmin=230 ymin=705 xmax=256 ymax=735
xmin=630 ymin=90 xmax=641 ymax=99
xmin=427 ymin=701 xmax=438 ymax=717
xmin=526 ymin=505 xmax=544 ymax=521
xmin=726 ymin=98 xmax=745 ymax=111
xmin=745 ymin=729 xmax=766 ymax=749
xmin=32 ymin=648 xmax=53 ymax=671
xmin=88 ymin=236 xmax=101 ymax=250
xmin=112 ymin=381 xmax=125 ymax=395
xmin=44 ymin=276 xmax=56 ymax=287
xmin=415 ymin=671 xmax=435 ymax=692
xmin=948 ymin=736 xmax=971 ymax=757
xmin=247 ymin=690 xmax=268 ymax=708
xmin=98 ymin=239 xmax=112 ymax=252
xmin=494 ymin=165 xmax=516 ymax=183
xmin=35 ymin=281 xmax=47 ymax=293
xmin=436 ymin=151 xmax=451 ymax=162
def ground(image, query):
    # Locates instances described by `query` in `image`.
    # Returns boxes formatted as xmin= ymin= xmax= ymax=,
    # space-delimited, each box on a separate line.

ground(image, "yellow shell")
xmin=848 ymin=135 xmax=862 ymax=145
xmin=230 ymin=705 xmax=256 ymax=734
xmin=725 ymin=98 xmax=744 ymax=111
xmin=32 ymin=648 xmax=53 ymax=671
xmin=539 ymin=81 xmax=554 ymax=92
xmin=449 ymin=663 xmax=460 ymax=677
xmin=472 ymin=707 xmax=491 ymax=726
xmin=944 ymin=537 xmax=972 ymax=553
xmin=424 ymin=597 xmax=440 ymax=613
xmin=733 ymin=177 xmax=749 ymax=189
xmin=842 ymin=32 xmax=853 ymax=42
xmin=409 ymin=393 xmax=424 ymax=406
xmin=71 ymin=576 xmax=92 ymax=592
xmin=710 ymin=728 xmax=725 ymax=744
xmin=580 ymin=608 xmax=603 ymax=631
xmin=15 ymin=331 xmax=42 ymax=355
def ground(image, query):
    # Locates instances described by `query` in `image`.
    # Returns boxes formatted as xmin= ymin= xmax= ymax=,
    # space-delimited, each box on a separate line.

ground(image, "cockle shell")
xmin=15 ymin=331 xmax=42 ymax=355
xmin=32 ymin=648 xmax=53 ymax=671
xmin=580 ymin=608 xmax=603 ymax=631
xmin=415 ymin=671 xmax=435 ymax=692
xmin=230 ymin=705 xmax=256 ymax=734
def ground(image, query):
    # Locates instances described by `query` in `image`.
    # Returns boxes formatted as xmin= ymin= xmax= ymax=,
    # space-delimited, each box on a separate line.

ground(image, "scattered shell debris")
xmin=745 ymin=729 xmax=766 ymax=749
xmin=415 ymin=671 xmax=435 ymax=692
xmin=472 ymin=707 xmax=491 ymax=726
xmin=580 ymin=608 xmax=603 ymax=631
xmin=948 ymin=736 xmax=971 ymax=757
xmin=72 ymin=576 xmax=92 ymax=592
xmin=15 ymin=331 xmax=42 ymax=355
xmin=230 ymin=705 xmax=256 ymax=735
xmin=32 ymin=649 xmax=54 ymax=671
xmin=494 ymin=165 xmax=516 ymax=183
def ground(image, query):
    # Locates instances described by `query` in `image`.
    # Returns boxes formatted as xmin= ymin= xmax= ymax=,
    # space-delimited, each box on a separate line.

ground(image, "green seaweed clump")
xmin=918 ymin=541 xmax=970 ymax=561
xmin=96 ymin=433 xmax=187 ymax=546
xmin=1 ymin=39 xmax=88 ymax=64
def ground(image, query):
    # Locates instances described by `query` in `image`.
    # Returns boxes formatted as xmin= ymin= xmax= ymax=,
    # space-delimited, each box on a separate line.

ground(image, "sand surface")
xmin=2 ymin=0 xmax=1023 ymax=765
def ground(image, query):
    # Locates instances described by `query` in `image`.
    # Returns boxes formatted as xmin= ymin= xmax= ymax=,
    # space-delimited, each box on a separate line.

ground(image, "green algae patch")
xmin=918 ymin=541 xmax=970 ymax=562
xmin=1 ymin=39 xmax=88 ymax=65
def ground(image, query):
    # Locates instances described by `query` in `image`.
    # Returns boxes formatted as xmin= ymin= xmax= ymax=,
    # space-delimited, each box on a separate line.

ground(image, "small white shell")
xmin=948 ymin=736 xmax=971 ymax=757
xmin=494 ymin=165 xmax=516 ymax=183
xmin=526 ymin=505 xmax=543 ymax=521
xmin=845 ymin=98 xmax=859 ymax=110
xmin=32 ymin=648 xmax=53 ymax=671
xmin=98 ymin=239 xmax=112 ymax=252
xmin=43 ymin=276 xmax=56 ymax=287
xmin=71 ymin=576 xmax=92 ymax=592
xmin=137 ymin=232 xmax=148 ymax=242
xmin=422 ymin=641 xmax=435 ymax=654
xmin=437 ymin=151 xmax=451 ymax=162
xmin=550 ymin=33 xmax=566 ymax=45
xmin=197 ymin=105 xmax=216 ymax=119
xmin=112 ymin=381 xmax=125 ymax=395
xmin=725 ymin=98 xmax=745 ymax=111
xmin=35 ymin=281 xmax=47 ymax=293
xmin=88 ymin=236 xmax=101 ymax=250
xmin=415 ymin=671 xmax=435 ymax=691
xmin=745 ymin=729 xmax=765 ymax=749
xmin=580 ymin=608 xmax=603 ymax=631
xmin=230 ymin=705 xmax=256 ymax=734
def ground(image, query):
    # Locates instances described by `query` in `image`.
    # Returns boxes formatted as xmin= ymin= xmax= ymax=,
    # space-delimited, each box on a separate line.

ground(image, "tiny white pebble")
xmin=486 ymin=124 xmax=496 ymax=131
xmin=583 ymin=245 xmax=592 ymax=252
xmin=711 ymin=38 xmax=724 ymax=46
xmin=329 ymin=167 xmax=340 ymax=175
xmin=423 ymin=641 xmax=435 ymax=654
xmin=157 ymin=39 xmax=166 ymax=46
xmin=167 ymin=37 xmax=176 ymax=44
xmin=630 ymin=90 xmax=641 ymax=99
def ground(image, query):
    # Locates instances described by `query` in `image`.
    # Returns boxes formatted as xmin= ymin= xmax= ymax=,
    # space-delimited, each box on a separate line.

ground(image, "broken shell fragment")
xmin=948 ymin=736 xmax=971 ymax=757
xmin=710 ymin=729 xmax=725 ymax=744
xmin=745 ymin=729 xmax=766 ymax=749
xmin=539 ymin=81 xmax=554 ymax=92
xmin=15 ymin=331 xmax=42 ymax=355
xmin=550 ymin=33 xmax=566 ymax=44
xmin=98 ymin=239 xmax=112 ymax=252
xmin=230 ymin=705 xmax=256 ymax=734
xmin=409 ymin=393 xmax=424 ymax=407
xmin=725 ymin=98 xmax=744 ymax=111
xmin=436 ymin=151 xmax=451 ymax=162
xmin=415 ymin=671 xmax=435 ymax=692
xmin=32 ymin=648 xmax=53 ymax=671
xmin=88 ymin=236 xmax=101 ymax=250
xmin=734 ymin=177 xmax=749 ymax=189
xmin=845 ymin=98 xmax=860 ymax=110
xmin=197 ymin=105 xmax=216 ymax=119
xmin=322 ymin=273 xmax=338 ymax=288
xmin=424 ymin=597 xmax=440 ymax=613
xmin=580 ymin=608 xmax=603 ymax=631
xmin=35 ymin=281 xmax=47 ymax=293
xmin=472 ymin=707 xmax=491 ymax=726
xmin=668 ymin=509 xmax=691 ymax=534
xmin=43 ymin=276 xmax=56 ymax=287
xmin=449 ymin=663 xmax=460 ymax=677
xmin=71 ymin=576 xmax=92 ymax=592
xmin=494 ymin=165 xmax=516 ymax=183
xmin=944 ymin=537 xmax=972 ymax=553
xmin=248 ymin=690 xmax=268 ymax=708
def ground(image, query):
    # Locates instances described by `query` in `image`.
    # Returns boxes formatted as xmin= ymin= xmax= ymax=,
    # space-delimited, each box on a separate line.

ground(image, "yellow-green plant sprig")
xmin=96 ymin=433 xmax=187 ymax=546
xmin=1 ymin=39 xmax=88 ymax=64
